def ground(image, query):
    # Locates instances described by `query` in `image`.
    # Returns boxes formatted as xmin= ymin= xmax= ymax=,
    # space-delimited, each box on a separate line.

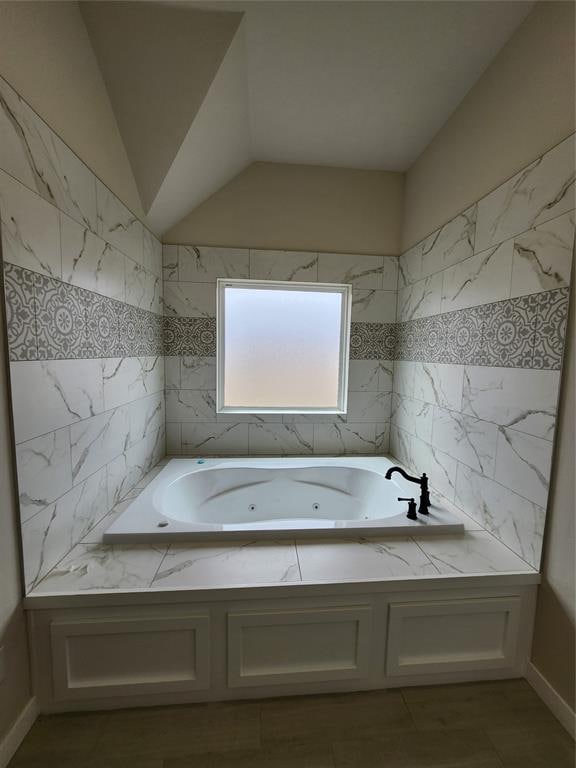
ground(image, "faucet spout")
xmin=385 ymin=465 xmax=431 ymax=515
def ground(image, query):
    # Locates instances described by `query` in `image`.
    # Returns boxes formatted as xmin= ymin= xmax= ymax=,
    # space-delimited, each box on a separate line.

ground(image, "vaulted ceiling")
xmin=80 ymin=0 xmax=534 ymax=235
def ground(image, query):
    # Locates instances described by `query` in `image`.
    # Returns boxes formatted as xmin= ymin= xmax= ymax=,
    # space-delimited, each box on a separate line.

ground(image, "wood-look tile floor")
xmin=9 ymin=680 xmax=574 ymax=767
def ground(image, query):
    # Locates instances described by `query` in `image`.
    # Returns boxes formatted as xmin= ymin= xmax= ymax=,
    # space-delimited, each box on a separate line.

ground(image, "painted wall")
xmin=531 ymin=272 xmax=575 ymax=710
xmin=163 ymin=246 xmax=397 ymax=456
xmin=0 ymin=274 xmax=32 ymax=745
xmin=0 ymin=1 xmax=143 ymax=219
xmin=402 ymin=1 xmax=575 ymax=250
xmin=391 ymin=135 xmax=575 ymax=571
xmin=165 ymin=162 xmax=404 ymax=256
xmin=0 ymin=74 xmax=165 ymax=593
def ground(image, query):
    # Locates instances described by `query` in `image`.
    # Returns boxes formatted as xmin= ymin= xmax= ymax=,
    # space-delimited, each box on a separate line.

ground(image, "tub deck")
xmin=25 ymin=460 xmax=538 ymax=608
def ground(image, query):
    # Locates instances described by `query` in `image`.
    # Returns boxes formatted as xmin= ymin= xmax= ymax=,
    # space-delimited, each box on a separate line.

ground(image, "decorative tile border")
xmin=3 ymin=261 xmax=570 ymax=370
xmin=349 ymin=322 xmax=396 ymax=360
xmin=3 ymin=263 xmax=163 ymax=360
xmin=396 ymin=288 xmax=569 ymax=370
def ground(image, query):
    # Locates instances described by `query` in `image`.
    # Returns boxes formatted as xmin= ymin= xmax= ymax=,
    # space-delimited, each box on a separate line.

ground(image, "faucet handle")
xmin=398 ymin=497 xmax=417 ymax=521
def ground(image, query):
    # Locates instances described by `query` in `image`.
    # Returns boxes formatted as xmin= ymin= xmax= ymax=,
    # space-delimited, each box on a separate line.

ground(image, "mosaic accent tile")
xmin=163 ymin=316 xmax=217 ymax=356
xmin=482 ymin=294 xmax=537 ymax=368
xmin=530 ymin=287 xmax=570 ymax=370
xmin=85 ymin=293 xmax=122 ymax=358
xmin=3 ymin=263 xmax=163 ymax=360
xmin=349 ymin=322 xmax=396 ymax=360
xmin=3 ymin=262 xmax=37 ymax=360
xmin=34 ymin=273 xmax=87 ymax=359
xmin=396 ymin=288 xmax=569 ymax=370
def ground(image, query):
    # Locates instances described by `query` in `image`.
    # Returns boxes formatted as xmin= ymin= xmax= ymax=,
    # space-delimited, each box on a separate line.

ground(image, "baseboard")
xmin=0 ymin=697 xmax=38 ymax=768
xmin=526 ymin=662 xmax=576 ymax=739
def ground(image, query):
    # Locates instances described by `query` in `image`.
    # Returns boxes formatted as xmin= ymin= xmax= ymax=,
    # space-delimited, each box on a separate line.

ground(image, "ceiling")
xmin=82 ymin=1 xmax=535 ymax=233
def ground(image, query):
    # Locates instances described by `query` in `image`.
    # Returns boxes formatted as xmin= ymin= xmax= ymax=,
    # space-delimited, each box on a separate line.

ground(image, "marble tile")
xmin=164 ymin=356 xmax=180 ymax=389
xmin=393 ymin=361 xmax=415 ymax=398
xmin=347 ymin=391 xmax=392 ymax=423
xmin=0 ymin=170 xmax=61 ymax=277
xmin=166 ymin=422 xmax=182 ymax=454
xmin=125 ymin=260 xmax=161 ymax=314
xmin=0 ymin=77 xmax=98 ymax=231
xmin=494 ymin=427 xmax=553 ymax=508
xmin=249 ymin=423 xmax=314 ymax=454
xmin=475 ymin=135 xmax=575 ymax=252
xmin=421 ymin=204 xmax=477 ymax=278
xmin=410 ymin=436 xmax=458 ymax=502
xmin=128 ymin=392 xmax=165 ymax=445
xmin=178 ymin=245 xmax=249 ymax=282
xmin=81 ymin=490 xmax=140 ymax=544
xmin=318 ymin=253 xmax=394 ymax=289
xmin=432 ymin=408 xmax=498 ymax=477
xmin=455 ymin=465 xmax=545 ymax=568
xmin=297 ymin=538 xmax=438 ymax=581
xmin=352 ymin=289 xmax=396 ymax=322
xmin=22 ymin=466 xmax=108 ymax=590
xmin=61 ymin=213 xmax=125 ymax=301
xmin=415 ymin=531 xmax=535 ymax=574
xmin=102 ymin=356 xmax=164 ymax=410
xmin=389 ymin=425 xmax=414 ymax=467
xmin=441 ymin=240 xmax=514 ymax=314
xmin=3 ymin=262 xmax=37 ymax=360
xmin=391 ymin=395 xmax=433 ymax=443
xmin=397 ymin=272 xmax=442 ymax=322
xmin=162 ymin=244 xmax=179 ymax=281
xmin=511 ymin=211 xmax=575 ymax=298
xmin=398 ymin=242 xmax=423 ymax=288
xmin=165 ymin=389 xmax=216 ymax=422
xmin=376 ymin=421 xmax=390 ymax=452
xmin=413 ymin=362 xmax=464 ymax=411
xmin=313 ymin=423 xmax=378 ymax=455
xmin=250 ymin=250 xmax=318 ymax=281
xmin=70 ymin=406 xmax=130 ymax=485
xmin=348 ymin=360 xmax=381 ymax=391
xmin=163 ymin=282 xmax=216 ymax=318
xmin=462 ymin=366 xmax=560 ymax=440
xmin=10 ymin=359 xmax=104 ymax=443
xmin=378 ymin=360 xmax=395 ymax=392
xmin=96 ymin=180 xmax=143 ymax=263
xmin=33 ymin=543 xmax=167 ymax=593
xmin=16 ymin=427 xmax=72 ymax=523
xmin=107 ymin=427 xmax=164 ymax=505
xmin=180 ymin=356 xmax=217 ymax=390
xmin=153 ymin=541 xmax=300 ymax=588
xmin=181 ymin=422 xmax=248 ymax=455
xmin=142 ymin=228 xmax=162 ymax=277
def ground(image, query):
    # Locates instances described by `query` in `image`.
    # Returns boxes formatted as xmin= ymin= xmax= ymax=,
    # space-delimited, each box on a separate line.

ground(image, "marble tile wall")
xmin=0 ymin=75 xmax=165 ymax=591
xmin=391 ymin=134 xmax=575 ymax=569
xmin=163 ymin=247 xmax=398 ymax=456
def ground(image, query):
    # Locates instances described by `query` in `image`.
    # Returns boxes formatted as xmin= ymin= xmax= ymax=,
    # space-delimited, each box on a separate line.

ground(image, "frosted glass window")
xmin=217 ymin=279 xmax=351 ymax=413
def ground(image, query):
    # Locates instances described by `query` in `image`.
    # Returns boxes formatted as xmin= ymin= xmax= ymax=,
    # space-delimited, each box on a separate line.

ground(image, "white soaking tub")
xmin=103 ymin=457 xmax=464 ymax=542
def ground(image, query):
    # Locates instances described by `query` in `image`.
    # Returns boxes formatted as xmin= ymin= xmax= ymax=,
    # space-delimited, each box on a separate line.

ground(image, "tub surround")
xmin=163 ymin=247 xmax=397 ymax=457
xmin=0 ymin=73 xmax=165 ymax=593
xmin=391 ymin=134 xmax=575 ymax=571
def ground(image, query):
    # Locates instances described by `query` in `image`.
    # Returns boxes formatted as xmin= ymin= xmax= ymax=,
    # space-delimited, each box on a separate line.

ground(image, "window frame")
xmin=216 ymin=278 xmax=352 ymax=415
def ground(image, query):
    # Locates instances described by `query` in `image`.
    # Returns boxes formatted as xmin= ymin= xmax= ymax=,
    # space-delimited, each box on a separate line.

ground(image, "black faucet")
xmin=385 ymin=466 xmax=431 ymax=515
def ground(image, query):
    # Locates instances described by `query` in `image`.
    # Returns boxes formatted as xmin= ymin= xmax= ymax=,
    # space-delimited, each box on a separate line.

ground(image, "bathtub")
xmin=103 ymin=457 xmax=464 ymax=542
